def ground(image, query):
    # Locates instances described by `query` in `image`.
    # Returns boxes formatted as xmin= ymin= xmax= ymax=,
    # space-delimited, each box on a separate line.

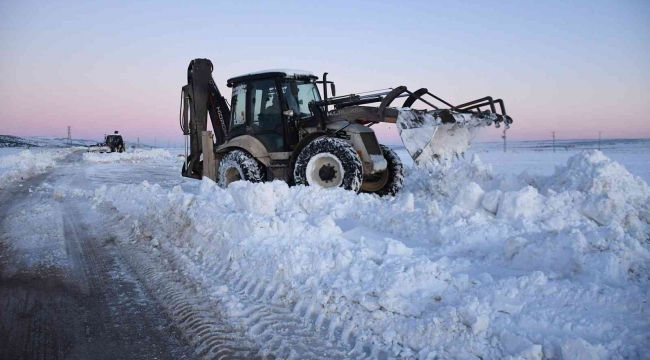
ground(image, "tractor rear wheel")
xmin=293 ymin=137 xmax=362 ymax=192
xmin=361 ymin=145 xmax=404 ymax=197
xmin=217 ymin=149 xmax=265 ymax=188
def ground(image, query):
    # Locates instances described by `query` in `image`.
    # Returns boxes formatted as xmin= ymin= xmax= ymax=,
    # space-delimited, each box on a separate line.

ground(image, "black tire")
xmin=293 ymin=137 xmax=362 ymax=192
xmin=217 ymin=149 xmax=265 ymax=188
xmin=361 ymin=145 xmax=404 ymax=197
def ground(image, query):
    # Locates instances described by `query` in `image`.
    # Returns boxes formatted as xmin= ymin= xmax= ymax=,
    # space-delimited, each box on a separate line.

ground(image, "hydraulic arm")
xmin=313 ymin=86 xmax=513 ymax=164
xmin=180 ymin=59 xmax=231 ymax=179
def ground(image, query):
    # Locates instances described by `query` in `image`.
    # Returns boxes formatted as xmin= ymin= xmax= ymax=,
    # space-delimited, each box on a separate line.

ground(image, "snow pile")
xmin=0 ymin=149 xmax=72 ymax=188
xmin=83 ymin=149 xmax=172 ymax=163
xmin=94 ymin=151 xmax=650 ymax=359
xmin=541 ymin=150 xmax=650 ymax=227
xmin=501 ymin=151 xmax=650 ymax=284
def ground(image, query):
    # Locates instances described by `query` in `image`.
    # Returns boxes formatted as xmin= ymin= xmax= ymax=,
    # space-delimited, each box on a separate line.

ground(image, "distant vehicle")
xmin=105 ymin=131 xmax=126 ymax=153
xmin=87 ymin=131 xmax=126 ymax=153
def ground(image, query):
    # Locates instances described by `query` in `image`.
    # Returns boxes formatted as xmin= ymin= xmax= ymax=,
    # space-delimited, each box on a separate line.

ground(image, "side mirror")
xmin=283 ymin=109 xmax=294 ymax=117
xmin=330 ymin=83 xmax=336 ymax=97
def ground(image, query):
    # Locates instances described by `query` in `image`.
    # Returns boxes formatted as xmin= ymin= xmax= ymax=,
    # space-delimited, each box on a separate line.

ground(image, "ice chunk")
xmin=503 ymin=236 xmax=527 ymax=259
xmin=561 ymin=338 xmax=602 ymax=360
xmin=497 ymin=186 xmax=544 ymax=220
xmin=385 ymin=239 xmax=413 ymax=256
xmin=481 ymin=190 xmax=502 ymax=214
xmin=455 ymin=182 xmax=485 ymax=211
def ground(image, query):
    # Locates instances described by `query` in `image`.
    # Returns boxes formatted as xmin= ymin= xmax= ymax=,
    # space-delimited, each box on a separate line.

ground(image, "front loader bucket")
xmin=397 ymin=108 xmax=512 ymax=165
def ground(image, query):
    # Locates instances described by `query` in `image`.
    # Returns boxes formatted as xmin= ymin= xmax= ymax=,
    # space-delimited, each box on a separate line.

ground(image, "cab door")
xmin=249 ymin=79 xmax=286 ymax=152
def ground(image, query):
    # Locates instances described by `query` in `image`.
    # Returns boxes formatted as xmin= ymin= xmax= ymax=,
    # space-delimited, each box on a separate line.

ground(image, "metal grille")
xmin=360 ymin=132 xmax=382 ymax=155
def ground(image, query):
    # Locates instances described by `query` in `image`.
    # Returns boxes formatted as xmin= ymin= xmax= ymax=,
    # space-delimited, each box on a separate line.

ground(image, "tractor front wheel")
xmin=361 ymin=145 xmax=404 ymax=197
xmin=293 ymin=137 xmax=362 ymax=192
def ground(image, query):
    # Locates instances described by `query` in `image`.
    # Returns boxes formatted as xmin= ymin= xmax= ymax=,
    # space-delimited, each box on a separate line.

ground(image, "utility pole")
xmin=137 ymin=137 xmax=140 ymax=149
xmin=67 ymin=126 xmax=71 ymax=146
xmin=154 ymin=138 xmax=157 ymax=148
xmin=167 ymin=140 xmax=170 ymax=148
xmin=552 ymin=132 xmax=556 ymax=153
xmin=598 ymin=132 xmax=601 ymax=151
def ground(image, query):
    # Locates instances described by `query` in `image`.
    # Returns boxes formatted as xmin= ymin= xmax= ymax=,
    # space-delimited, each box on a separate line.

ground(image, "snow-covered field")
xmin=2 ymin=139 xmax=649 ymax=359
xmin=0 ymin=135 xmax=100 ymax=148
xmin=395 ymin=139 xmax=650 ymax=184
xmin=467 ymin=139 xmax=650 ymax=183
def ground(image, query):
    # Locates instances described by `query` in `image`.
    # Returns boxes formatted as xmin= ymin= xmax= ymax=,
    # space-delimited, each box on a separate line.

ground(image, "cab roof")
xmin=227 ymin=69 xmax=317 ymax=87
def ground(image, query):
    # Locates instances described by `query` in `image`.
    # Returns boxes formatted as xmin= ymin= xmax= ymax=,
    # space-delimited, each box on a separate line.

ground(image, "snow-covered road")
xmin=1 ymin=145 xmax=649 ymax=359
xmin=0 ymin=152 xmax=196 ymax=360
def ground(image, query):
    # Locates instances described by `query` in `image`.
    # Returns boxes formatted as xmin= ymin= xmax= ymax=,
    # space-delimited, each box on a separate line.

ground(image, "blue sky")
xmin=1 ymin=0 xmax=648 ymax=145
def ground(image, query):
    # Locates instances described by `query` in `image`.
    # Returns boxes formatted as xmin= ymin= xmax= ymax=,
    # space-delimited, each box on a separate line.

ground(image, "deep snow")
xmin=87 ymin=148 xmax=649 ymax=359
xmin=3 ymin=142 xmax=649 ymax=359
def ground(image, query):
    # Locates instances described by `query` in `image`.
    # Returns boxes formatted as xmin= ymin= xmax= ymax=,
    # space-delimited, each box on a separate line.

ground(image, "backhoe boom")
xmin=180 ymin=59 xmax=231 ymax=179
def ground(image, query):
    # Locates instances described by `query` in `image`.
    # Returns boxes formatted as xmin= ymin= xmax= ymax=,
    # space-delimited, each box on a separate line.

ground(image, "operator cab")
xmin=226 ymin=70 xmax=321 ymax=152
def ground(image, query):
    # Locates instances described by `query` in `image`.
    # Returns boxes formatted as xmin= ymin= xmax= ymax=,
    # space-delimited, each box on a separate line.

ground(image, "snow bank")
xmin=541 ymin=150 xmax=650 ymax=227
xmin=83 ymin=149 xmax=172 ymax=163
xmin=0 ymin=149 xmax=72 ymax=188
xmin=94 ymin=151 xmax=650 ymax=359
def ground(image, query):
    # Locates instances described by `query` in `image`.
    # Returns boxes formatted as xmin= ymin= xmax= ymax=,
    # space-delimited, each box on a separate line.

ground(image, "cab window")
xmin=251 ymin=80 xmax=281 ymax=131
xmin=230 ymin=83 xmax=247 ymax=130
xmin=281 ymin=80 xmax=321 ymax=118
xmin=250 ymin=79 xmax=284 ymax=152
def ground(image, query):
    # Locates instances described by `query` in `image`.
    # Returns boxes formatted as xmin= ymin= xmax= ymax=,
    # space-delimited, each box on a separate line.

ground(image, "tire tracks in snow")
xmin=207 ymin=261 xmax=376 ymax=359
xmin=115 ymin=246 xmax=264 ymax=359
xmin=0 ymin=154 xmax=194 ymax=360
xmin=104 ymin=206 xmax=362 ymax=360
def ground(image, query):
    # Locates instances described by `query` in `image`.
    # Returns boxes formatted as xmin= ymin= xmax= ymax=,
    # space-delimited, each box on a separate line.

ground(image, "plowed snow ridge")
xmin=0 ymin=149 xmax=73 ymax=189
xmin=91 ymin=150 xmax=650 ymax=359
xmin=83 ymin=149 xmax=172 ymax=163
